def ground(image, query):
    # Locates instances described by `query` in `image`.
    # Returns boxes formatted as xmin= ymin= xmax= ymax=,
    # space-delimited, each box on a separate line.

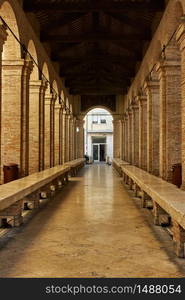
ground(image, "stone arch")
xmin=152 ymin=40 xmax=163 ymax=65
xmin=84 ymin=107 xmax=113 ymax=162
xmin=52 ymin=80 xmax=60 ymax=165
xmin=0 ymin=1 xmax=30 ymax=181
xmin=163 ymin=0 xmax=184 ymax=41
xmin=66 ymin=97 xmax=69 ymax=107
xmin=82 ymin=105 xmax=114 ymax=120
xmin=41 ymin=62 xmax=50 ymax=96
xmin=27 ymin=39 xmax=39 ymax=80
xmin=52 ymin=79 xmax=59 ymax=101
xmin=0 ymin=1 xmax=21 ymax=59
xmin=42 ymin=62 xmax=50 ymax=81
xmin=61 ymin=90 xmax=65 ymax=101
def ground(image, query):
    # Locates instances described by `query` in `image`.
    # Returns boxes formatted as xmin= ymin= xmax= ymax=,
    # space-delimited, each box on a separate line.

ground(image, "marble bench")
xmin=121 ymin=165 xmax=185 ymax=258
xmin=112 ymin=158 xmax=130 ymax=176
xmin=0 ymin=165 xmax=70 ymax=228
xmin=64 ymin=158 xmax=85 ymax=177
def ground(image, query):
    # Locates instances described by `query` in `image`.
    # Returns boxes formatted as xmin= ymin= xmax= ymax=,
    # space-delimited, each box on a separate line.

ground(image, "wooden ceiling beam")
xmin=65 ymin=79 xmax=129 ymax=87
xmin=60 ymin=60 xmax=135 ymax=73
xmin=106 ymin=12 xmax=151 ymax=33
xmin=60 ymin=63 xmax=134 ymax=75
xmin=41 ymin=13 xmax=86 ymax=33
xmin=66 ymin=82 xmax=126 ymax=88
xmin=62 ymin=72 xmax=133 ymax=81
xmin=24 ymin=1 xmax=165 ymax=13
xmin=41 ymin=33 xmax=149 ymax=43
xmin=69 ymin=87 xmax=126 ymax=95
xmin=53 ymin=54 xmax=136 ymax=64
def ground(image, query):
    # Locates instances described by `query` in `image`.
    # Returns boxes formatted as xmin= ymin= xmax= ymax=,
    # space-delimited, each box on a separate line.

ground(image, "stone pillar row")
xmin=119 ymin=21 xmax=184 ymax=187
xmin=0 ymin=24 xmax=80 ymax=183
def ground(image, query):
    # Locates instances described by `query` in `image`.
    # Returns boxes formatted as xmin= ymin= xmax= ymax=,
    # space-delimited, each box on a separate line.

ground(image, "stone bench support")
xmin=0 ymin=165 xmax=70 ymax=228
xmin=121 ymin=164 xmax=185 ymax=258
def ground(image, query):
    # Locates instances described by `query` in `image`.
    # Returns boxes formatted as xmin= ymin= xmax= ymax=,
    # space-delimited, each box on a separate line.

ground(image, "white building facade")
xmin=84 ymin=108 xmax=113 ymax=162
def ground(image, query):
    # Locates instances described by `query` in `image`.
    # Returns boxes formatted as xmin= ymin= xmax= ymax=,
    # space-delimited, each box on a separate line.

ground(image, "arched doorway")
xmin=84 ymin=108 xmax=113 ymax=163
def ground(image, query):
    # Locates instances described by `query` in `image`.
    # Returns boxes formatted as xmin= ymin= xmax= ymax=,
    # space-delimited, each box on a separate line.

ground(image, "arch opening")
xmin=84 ymin=108 xmax=113 ymax=164
xmin=0 ymin=1 xmax=24 ymax=182
xmin=0 ymin=1 xmax=21 ymax=60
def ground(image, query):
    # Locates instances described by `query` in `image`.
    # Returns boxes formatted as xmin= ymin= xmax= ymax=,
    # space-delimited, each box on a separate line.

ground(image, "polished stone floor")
xmin=0 ymin=163 xmax=185 ymax=278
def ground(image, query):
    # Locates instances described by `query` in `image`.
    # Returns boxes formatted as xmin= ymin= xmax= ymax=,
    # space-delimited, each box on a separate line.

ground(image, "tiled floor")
xmin=0 ymin=164 xmax=185 ymax=277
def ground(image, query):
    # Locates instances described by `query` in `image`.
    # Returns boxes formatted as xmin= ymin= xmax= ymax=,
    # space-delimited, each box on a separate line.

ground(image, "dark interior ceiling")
xmin=23 ymin=0 xmax=166 ymax=96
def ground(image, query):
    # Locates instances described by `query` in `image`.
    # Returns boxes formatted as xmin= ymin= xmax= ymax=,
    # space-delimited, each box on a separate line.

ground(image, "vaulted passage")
xmin=1 ymin=0 xmax=185 ymax=279
xmin=0 ymin=164 xmax=185 ymax=278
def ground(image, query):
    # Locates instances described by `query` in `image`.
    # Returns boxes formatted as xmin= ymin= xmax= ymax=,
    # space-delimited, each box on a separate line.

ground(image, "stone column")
xmin=1 ymin=59 xmax=33 ymax=180
xmin=69 ymin=116 xmax=73 ymax=161
xmin=121 ymin=118 xmax=125 ymax=160
xmin=59 ymin=106 xmax=63 ymax=164
xmin=39 ymin=78 xmax=47 ymax=171
xmin=61 ymin=108 xmax=66 ymax=164
xmin=44 ymin=92 xmax=52 ymax=169
xmin=73 ymin=117 xmax=77 ymax=160
xmin=0 ymin=24 xmax=7 ymax=183
xmin=128 ymin=109 xmax=133 ymax=163
xmin=21 ymin=59 xmax=34 ymax=176
xmin=50 ymin=92 xmax=57 ymax=167
xmin=119 ymin=119 xmax=123 ymax=160
xmin=131 ymin=103 xmax=139 ymax=166
xmin=76 ymin=120 xmax=84 ymax=158
xmin=29 ymin=79 xmax=45 ymax=174
xmin=124 ymin=114 xmax=129 ymax=162
xmin=65 ymin=113 xmax=70 ymax=162
xmin=138 ymin=94 xmax=147 ymax=170
xmin=113 ymin=119 xmax=121 ymax=158
xmin=144 ymin=76 xmax=160 ymax=176
xmin=176 ymin=20 xmax=185 ymax=188
xmin=156 ymin=48 xmax=181 ymax=181
xmin=72 ymin=117 xmax=75 ymax=160
xmin=54 ymin=102 xmax=61 ymax=166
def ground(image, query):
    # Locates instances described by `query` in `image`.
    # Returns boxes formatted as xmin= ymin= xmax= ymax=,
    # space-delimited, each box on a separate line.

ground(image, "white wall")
xmin=84 ymin=108 xmax=113 ymax=161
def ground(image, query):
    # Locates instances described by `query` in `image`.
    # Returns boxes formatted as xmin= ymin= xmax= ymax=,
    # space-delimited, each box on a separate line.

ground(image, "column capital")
xmin=55 ymin=103 xmax=61 ymax=110
xmin=131 ymin=104 xmax=139 ymax=111
xmin=124 ymin=112 xmax=128 ymax=120
xmin=62 ymin=108 xmax=67 ymax=115
xmin=45 ymin=92 xmax=52 ymax=105
xmin=128 ymin=107 xmax=133 ymax=116
xmin=136 ymin=94 xmax=147 ymax=105
xmin=112 ymin=119 xmax=121 ymax=124
xmin=2 ymin=59 xmax=33 ymax=76
xmin=144 ymin=77 xmax=159 ymax=93
xmin=69 ymin=115 xmax=74 ymax=122
xmin=156 ymin=57 xmax=181 ymax=77
xmin=40 ymin=76 xmax=48 ymax=90
xmin=76 ymin=119 xmax=84 ymax=127
xmin=61 ymin=103 xmax=66 ymax=111
xmin=22 ymin=59 xmax=34 ymax=76
xmin=30 ymin=79 xmax=43 ymax=94
xmin=50 ymin=91 xmax=58 ymax=105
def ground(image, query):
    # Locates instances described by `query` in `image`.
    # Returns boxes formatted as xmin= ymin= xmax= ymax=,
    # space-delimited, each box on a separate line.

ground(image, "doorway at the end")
xmin=93 ymin=143 xmax=106 ymax=162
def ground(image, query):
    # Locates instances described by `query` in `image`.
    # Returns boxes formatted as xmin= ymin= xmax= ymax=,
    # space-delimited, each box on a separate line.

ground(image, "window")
xmin=92 ymin=115 xmax=98 ymax=124
xmin=100 ymin=119 xmax=106 ymax=124
xmin=92 ymin=137 xmax=106 ymax=144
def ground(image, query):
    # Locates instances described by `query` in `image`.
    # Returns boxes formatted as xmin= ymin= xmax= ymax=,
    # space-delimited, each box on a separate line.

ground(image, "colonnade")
xmin=0 ymin=22 xmax=84 ymax=184
xmin=113 ymin=18 xmax=185 ymax=188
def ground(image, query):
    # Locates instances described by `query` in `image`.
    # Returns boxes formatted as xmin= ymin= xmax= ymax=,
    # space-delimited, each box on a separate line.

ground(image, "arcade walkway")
xmin=0 ymin=164 xmax=185 ymax=278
